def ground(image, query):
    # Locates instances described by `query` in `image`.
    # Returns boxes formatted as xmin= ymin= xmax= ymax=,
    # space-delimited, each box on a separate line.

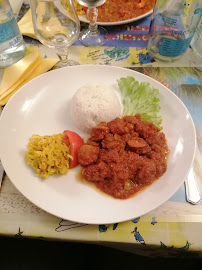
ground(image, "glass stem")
xmin=56 ymin=47 xmax=69 ymax=67
xmin=87 ymin=7 xmax=99 ymax=35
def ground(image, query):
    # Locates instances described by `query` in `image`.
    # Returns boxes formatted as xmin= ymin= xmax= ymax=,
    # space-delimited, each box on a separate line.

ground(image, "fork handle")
xmin=0 ymin=163 xmax=4 ymax=188
xmin=185 ymin=167 xmax=202 ymax=205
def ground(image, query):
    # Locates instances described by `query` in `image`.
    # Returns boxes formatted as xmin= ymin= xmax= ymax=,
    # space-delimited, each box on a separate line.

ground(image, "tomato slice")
xmin=63 ymin=130 xmax=84 ymax=168
xmin=83 ymin=6 xmax=88 ymax=13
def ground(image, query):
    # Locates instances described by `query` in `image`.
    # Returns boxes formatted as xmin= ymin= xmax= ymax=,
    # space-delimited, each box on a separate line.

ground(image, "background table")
xmin=0 ymin=0 xmax=201 ymax=258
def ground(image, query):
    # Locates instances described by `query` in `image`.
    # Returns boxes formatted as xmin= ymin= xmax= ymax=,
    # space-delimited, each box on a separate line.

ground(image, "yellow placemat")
xmin=18 ymin=9 xmax=37 ymax=39
xmin=0 ymin=47 xmax=59 ymax=106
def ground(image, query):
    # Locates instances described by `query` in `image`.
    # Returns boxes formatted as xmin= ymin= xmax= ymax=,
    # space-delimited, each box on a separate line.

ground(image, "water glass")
xmin=30 ymin=0 xmax=80 ymax=66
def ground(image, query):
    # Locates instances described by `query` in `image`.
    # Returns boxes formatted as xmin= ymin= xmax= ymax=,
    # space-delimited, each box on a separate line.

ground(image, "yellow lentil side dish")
xmin=25 ymin=134 xmax=72 ymax=179
xmin=74 ymin=0 xmax=85 ymax=15
xmin=62 ymin=0 xmax=85 ymax=15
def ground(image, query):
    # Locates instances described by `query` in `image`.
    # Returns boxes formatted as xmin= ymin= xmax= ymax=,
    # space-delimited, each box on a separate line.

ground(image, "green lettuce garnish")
xmin=117 ymin=76 xmax=162 ymax=129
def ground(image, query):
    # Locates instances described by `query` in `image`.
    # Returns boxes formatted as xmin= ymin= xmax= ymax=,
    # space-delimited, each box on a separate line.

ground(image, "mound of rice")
xmin=71 ymin=83 xmax=122 ymax=132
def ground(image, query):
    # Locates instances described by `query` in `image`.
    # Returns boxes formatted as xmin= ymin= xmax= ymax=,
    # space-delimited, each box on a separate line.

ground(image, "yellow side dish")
xmin=74 ymin=1 xmax=85 ymax=15
xmin=25 ymin=134 xmax=71 ymax=179
xmin=62 ymin=0 xmax=85 ymax=15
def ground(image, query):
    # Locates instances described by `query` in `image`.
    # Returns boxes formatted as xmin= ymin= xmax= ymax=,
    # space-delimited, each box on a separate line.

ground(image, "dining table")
xmin=0 ymin=0 xmax=202 ymax=258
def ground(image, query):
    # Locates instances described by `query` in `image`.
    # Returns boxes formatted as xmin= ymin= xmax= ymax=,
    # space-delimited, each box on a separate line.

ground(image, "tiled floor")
xmin=0 ymin=236 xmax=202 ymax=269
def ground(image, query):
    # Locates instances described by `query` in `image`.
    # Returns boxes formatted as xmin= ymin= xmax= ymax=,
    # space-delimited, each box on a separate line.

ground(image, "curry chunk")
xmin=82 ymin=161 xmax=112 ymax=182
xmin=108 ymin=117 xmax=126 ymax=135
xmin=78 ymin=114 xmax=169 ymax=199
xmin=91 ymin=122 xmax=109 ymax=141
xmin=127 ymin=137 xmax=151 ymax=154
xmin=78 ymin=145 xmax=99 ymax=166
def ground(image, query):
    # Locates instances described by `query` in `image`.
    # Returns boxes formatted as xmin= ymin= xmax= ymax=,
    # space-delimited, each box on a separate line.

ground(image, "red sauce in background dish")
xmin=95 ymin=0 xmax=156 ymax=22
xmin=78 ymin=114 xmax=169 ymax=199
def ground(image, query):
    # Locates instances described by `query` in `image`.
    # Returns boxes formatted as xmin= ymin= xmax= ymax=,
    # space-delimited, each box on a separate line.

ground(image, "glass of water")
xmin=76 ymin=0 xmax=107 ymax=46
xmin=30 ymin=0 xmax=80 ymax=66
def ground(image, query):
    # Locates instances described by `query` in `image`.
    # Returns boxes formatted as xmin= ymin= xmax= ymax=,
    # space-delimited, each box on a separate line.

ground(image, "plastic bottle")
xmin=147 ymin=0 xmax=202 ymax=61
xmin=0 ymin=0 xmax=26 ymax=68
xmin=191 ymin=15 xmax=202 ymax=60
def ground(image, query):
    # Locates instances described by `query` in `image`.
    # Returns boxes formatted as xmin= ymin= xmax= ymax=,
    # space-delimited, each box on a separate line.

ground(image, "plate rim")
xmin=78 ymin=9 xmax=153 ymax=26
xmin=0 ymin=65 xmax=196 ymax=224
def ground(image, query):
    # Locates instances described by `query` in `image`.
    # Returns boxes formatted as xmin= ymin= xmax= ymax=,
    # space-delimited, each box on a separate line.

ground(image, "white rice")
xmin=71 ymin=83 xmax=122 ymax=133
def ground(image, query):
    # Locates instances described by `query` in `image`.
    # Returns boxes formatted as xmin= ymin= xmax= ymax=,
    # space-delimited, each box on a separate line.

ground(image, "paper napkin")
xmin=18 ymin=9 xmax=37 ymax=39
xmin=0 ymin=47 xmax=59 ymax=106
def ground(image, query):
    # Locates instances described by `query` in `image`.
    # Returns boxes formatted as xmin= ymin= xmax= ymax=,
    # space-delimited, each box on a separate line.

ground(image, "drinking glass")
xmin=30 ymin=0 xmax=80 ymax=66
xmin=76 ymin=0 xmax=107 ymax=46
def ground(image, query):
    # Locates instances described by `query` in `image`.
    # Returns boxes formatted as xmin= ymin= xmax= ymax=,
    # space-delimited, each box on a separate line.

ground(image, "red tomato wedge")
xmin=63 ymin=130 xmax=84 ymax=168
xmin=83 ymin=6 xmax=88 ymax=13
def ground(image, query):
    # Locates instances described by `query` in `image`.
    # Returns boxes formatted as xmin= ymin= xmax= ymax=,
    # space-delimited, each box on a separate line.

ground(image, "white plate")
xmin=79 ymin=9 xmax=153 ymax=26
xmin=0 ymin=65 xmax=196 ymax=224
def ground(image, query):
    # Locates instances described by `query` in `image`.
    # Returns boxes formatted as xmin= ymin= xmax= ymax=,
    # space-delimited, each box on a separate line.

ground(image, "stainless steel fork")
xmin=0 ymin=160 xmax=4 ymax=188
xmin=185 ymin=129 xmax=202 ymax=205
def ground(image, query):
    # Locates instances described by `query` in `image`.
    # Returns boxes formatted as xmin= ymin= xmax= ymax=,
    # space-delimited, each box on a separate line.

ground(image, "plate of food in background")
xmin=0 ymin=65 xmax=196 ymax=224
xmin=74 ymin=0 xmax=155 ymax=26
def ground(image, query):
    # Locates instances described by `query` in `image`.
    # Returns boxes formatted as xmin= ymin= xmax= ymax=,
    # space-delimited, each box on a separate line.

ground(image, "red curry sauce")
xmin=96 ymin=0 xmax=156 ymax=22
xmin=78 ymin=115 xmax=169 ymax=199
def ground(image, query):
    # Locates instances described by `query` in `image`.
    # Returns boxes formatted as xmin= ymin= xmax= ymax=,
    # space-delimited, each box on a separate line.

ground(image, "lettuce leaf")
xmin=117 ymin=76 xmax=162 ymax=129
